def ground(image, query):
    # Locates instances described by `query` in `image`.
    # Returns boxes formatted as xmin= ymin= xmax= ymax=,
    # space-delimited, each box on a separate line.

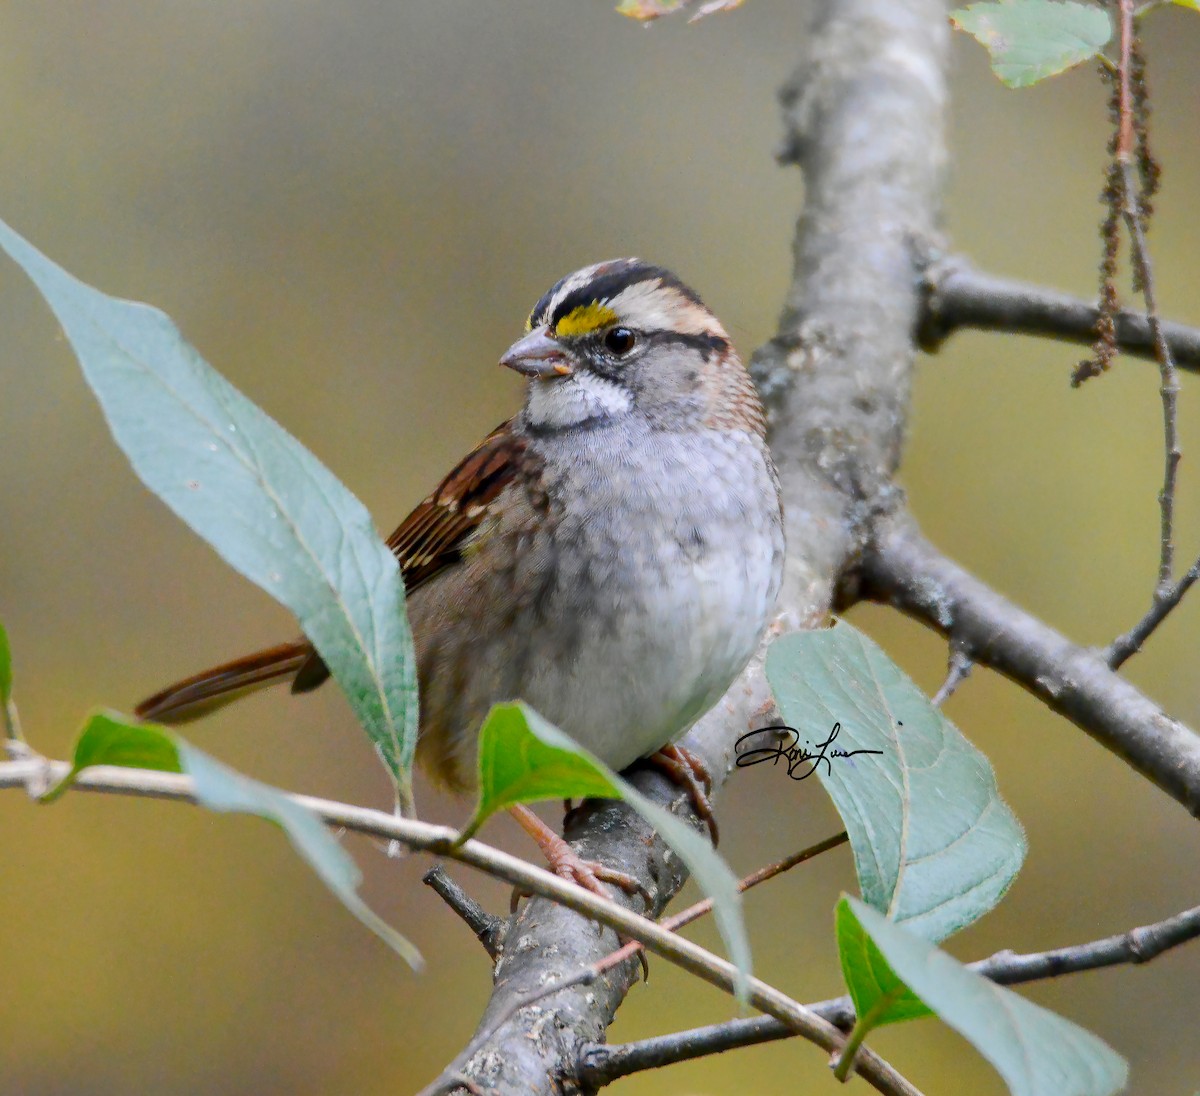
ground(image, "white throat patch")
xmin=525 ymin=372 xmax=633 ymax=429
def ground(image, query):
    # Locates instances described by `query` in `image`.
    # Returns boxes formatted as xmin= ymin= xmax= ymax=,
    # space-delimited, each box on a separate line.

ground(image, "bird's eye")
xmin=603 ymin=327 xmax=637 ymax=356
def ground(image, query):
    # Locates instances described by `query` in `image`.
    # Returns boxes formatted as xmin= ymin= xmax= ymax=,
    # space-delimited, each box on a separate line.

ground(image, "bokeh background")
xmin=1 ymin=2 xmax=1198 ymax=1093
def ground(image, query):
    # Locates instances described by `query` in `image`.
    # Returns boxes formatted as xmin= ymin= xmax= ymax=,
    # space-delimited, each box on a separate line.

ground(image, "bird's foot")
xmin=646 ymin=743 xmax=719 ymax=846
xmin=508 ymin=803 xmax=653 ymax=911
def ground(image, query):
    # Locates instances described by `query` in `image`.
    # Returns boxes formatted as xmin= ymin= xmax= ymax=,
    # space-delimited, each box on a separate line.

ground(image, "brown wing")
xmin=291 ymin=419 xmax=526 ymax=693
xmin=386 ymin=419 xmax=526 ymax=592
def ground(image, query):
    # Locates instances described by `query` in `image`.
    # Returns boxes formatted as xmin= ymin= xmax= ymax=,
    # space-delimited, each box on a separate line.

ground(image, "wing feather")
xmin=387 ymin=420 xmax=525 ymax=591
xmin=292 ymin=419 xmax=527 ymax=693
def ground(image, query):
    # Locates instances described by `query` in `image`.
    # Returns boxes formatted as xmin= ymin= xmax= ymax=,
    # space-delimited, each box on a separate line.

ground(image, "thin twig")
xmin=918 ymin=259 xmax=1200 ymax=371
xmin=422 ymin=866 xmax=504 ymax=959
xmin=1106 ymin=552 xmax=1200 ymax=669
xmin=0 ymin=757 xmax=916 ymax=1095
xmin=577 ymin=903 xmax=1200 ymax=1085
xmin=931 ymin=644 xmax=973 ymax=707
xmin=1123 ymin=153 xmax=1180 ymax=593
xmin=590 ymin=832 xmax=850 ymax=979
xmin=1113 ymin=0 xmax=1181 ymax=592
xmin=431 ymin=1074 xmax=485 ymax=1096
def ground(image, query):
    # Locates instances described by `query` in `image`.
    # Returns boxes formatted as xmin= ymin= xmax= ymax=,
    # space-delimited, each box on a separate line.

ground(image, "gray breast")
xmin=410 ymin=420 xmax=783 ymax=790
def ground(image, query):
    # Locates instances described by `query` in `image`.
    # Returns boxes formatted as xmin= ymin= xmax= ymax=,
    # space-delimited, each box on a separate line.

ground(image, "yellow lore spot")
xmin=554 ymin=302 xmax=619 ymax=338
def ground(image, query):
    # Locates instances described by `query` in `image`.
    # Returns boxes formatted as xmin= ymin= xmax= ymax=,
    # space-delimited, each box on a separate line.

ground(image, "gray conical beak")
xmin=499 ymin=326 xmax=574 ymax=379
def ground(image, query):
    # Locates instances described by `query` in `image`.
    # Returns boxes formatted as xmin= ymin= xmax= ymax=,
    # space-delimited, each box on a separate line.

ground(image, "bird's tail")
xmin=135 ymin=639 xmax=314 ymax=724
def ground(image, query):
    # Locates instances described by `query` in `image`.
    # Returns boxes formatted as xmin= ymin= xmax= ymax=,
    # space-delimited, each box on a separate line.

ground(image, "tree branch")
xmin=578 ymin=902 xmax=1200 ymax=1085
xmin=918 ymin=257 xmax=1200 ymax=371
xmin=2 ymin=754 xmax=927 ymax=1094
xmin=860 ymin=515 xmax=1200 ymax=817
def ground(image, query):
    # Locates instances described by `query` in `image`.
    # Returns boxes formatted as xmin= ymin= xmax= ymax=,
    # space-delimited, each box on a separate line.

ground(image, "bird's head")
xmin=501 ymin=258 xmax=751 ymax=433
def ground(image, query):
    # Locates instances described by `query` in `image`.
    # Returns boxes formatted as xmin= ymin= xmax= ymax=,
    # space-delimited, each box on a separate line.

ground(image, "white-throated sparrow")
xmin=137 ymin=259 xmax=785 ymax=891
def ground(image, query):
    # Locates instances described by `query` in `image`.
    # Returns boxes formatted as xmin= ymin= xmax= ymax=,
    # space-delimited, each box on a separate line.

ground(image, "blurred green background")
xmin=1 ymin=2 xmax=1198 ymax=1093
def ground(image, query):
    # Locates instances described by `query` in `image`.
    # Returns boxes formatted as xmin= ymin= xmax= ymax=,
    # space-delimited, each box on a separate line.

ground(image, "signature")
xmin=735 ymin=723 xmax=883 ymax=780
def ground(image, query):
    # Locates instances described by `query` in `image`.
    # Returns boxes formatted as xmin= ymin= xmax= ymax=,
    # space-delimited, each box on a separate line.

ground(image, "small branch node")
xmin=1105 ymin=550 xmax=1200 ymax=669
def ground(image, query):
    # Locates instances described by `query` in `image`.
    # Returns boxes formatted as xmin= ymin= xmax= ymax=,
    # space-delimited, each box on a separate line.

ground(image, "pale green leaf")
xmin=838 ymin=897 xmax=1128 ymax=1096
xmin=951 ymin=1 xmax=1112 ymax=87
xmin=463 ymin=702 xmax=751 ymax=1000
xmin=0 ymin=219 xmax=417 ymax=806
xmin=179 ymin=742 xmax=422 ymax=967
xmin=764 ymin=620 xmax=1025 ymax=941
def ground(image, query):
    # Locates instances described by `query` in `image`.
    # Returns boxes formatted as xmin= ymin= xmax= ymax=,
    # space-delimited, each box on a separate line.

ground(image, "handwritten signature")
xmin=735 ymin=723 xmax=883 ymax=780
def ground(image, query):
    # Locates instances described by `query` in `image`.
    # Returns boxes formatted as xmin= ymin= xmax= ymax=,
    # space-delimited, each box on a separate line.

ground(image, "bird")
xmin=136 ymin=258 xmax=785 ymax=898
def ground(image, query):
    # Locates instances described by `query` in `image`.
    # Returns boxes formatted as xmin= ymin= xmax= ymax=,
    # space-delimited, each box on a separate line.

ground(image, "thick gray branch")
xmin=919 ymin=257 xmax=1200 ymax=371
xmin=442 ymin=0 xmax=949 ymax=1092
xmin=753 ymin=0 xmax=948 ymax=511
xmin=861 ymin=515 xmax=1200 ymax=817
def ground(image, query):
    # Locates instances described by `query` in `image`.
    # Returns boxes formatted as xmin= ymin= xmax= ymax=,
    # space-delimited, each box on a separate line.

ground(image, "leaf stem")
xmin=2 ymin=696 xmax=26 ymax=746
xmin=832 ymin=993 xmax=898 ymax=1081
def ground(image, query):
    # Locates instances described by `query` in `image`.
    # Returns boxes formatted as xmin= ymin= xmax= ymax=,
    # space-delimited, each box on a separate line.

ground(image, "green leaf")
xmin=0 ymin=219 xmax=417 ymax=807
xmin=45 ymin=710 xmax=422 ymax=967
xmin=837 ymin=897 xmax=1128 ymax=1096
xmin=950 ymin=1 xmax=1112 ymax=87
xmin=1171 ymin=0 xmax=1200 ymax=9
xmin=463 ymin=702 xmax=751 ymax=1001
xmin=836 ymin=899 xmax=933 ymax=1028
xmin=41 ymin=710 xmax=184 ymax=802
xmin=764 ymin=620 xmax=1025 ymax=942
xmin=466 ymin=703 xmax=625 ymax=818
xmin=0 ymin=618 xmax=12 ymax=707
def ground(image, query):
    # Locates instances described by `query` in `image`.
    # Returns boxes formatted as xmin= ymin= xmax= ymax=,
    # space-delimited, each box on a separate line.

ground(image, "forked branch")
xmin=860 ymin=515 xmax=1200 ymax=817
